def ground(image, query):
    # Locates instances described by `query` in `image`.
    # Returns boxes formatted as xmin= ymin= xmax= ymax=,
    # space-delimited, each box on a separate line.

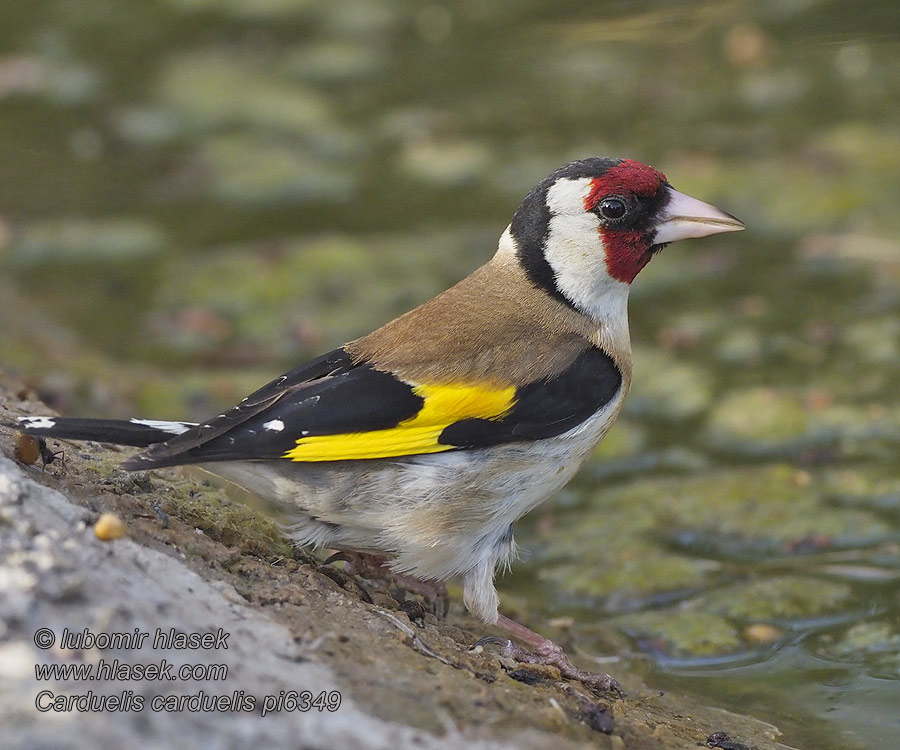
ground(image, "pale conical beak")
xmin=652 ymin=186 xmax=745 ymax=245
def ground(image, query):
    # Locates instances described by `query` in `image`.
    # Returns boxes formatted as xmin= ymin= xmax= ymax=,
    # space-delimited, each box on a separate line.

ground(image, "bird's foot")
xmin=475 ymin=614 xmax=623 ymax=698
xmin=324 ymin=550 xmax=449 ymax=618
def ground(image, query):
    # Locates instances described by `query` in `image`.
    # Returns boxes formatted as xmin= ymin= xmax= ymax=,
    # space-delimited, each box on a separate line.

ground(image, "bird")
xmin=17 ymin=157 xmax=743 ymax=692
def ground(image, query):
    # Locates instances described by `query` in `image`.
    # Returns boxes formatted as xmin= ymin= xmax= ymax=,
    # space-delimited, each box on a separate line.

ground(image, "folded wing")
xmin=124 ymin=345 xmax=622 ymax=469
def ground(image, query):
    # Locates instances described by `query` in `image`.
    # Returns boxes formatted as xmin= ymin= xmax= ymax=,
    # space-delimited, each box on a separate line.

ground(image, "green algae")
xmin=159 ymin=478 xmax=294 ymax=558
xmin=702 ymin=387 xmax=900 ymax=459
xmin=284 ymin=42 xmax=386 ymax=84
xmin=627 ymin=347 xmax=714 ymax=421
xmin=841 ymin=317 xmax=900 ymax=365
xmin=603 ymin=575 xmax=852 ymax=660
xmin=200 ymin=134 xmax=359 ymax=206
xmin=614 ymin=610 xmax=742 ymax=657
xmin=701 ymin=576 xmax=852 ymax=622
xmin=812 ymin=621 xmax=900 ymax=680
xmin=591 ymin=419 xmax=647 ymax=461
xmin=6 ymin=218 xmax=166 ymax=266
xmin=397 ymin=137 xmax=493 ymax=187
xmin=147 ymin=231 xmax=488 ymax=362
xmin=158 ymin=52 xmax=334 ymax=136
xmin=165 ymin=0 xmax=317 ymax=20
xmin=538 ymin=541 xmax=715 ymax=605
xmin=79 ymin=451 xmax=293 ymax=559
xmin=703 ymin=388 xmax=811 ymax=453
xmin=526 ymin=466 xmax=889 ymax=633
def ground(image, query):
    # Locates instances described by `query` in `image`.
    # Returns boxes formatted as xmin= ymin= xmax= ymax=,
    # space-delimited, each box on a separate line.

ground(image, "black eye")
xmin=597 ymin=197 xmax=627 ymax=221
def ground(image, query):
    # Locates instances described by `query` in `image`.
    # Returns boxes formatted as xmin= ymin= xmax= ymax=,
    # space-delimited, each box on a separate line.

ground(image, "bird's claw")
xmin=472 ymin=635 xmax=513 ymax=651
xmin=474 ymin=636 xmax=624 ymax=698
xmin=323 ymin=551 xmax=355 ymax=567
xmin=322 ymin=550 xmax=449 ymax=618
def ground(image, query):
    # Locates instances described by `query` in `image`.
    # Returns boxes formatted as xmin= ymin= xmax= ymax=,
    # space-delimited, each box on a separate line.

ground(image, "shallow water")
xmin=1 ymin=2 xmax=899 ymax=747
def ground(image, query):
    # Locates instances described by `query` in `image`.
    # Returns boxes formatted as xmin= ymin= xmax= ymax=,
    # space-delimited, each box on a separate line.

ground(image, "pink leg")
xmin=494 ymin=614 xmax=567 ymax=655
xmin=477 ymin=614 xmax=623 ymax=697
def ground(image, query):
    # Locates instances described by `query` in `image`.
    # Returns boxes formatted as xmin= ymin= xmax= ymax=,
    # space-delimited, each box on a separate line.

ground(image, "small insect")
xmin=13 ymin=432 xmax=67 ymax=472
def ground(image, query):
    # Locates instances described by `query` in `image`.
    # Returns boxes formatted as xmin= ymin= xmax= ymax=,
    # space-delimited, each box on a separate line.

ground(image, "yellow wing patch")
xmin=282 ymin=381 xmax=516 ymax=462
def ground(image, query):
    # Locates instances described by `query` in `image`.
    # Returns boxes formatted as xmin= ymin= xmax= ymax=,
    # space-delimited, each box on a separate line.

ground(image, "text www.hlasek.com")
xmin=32 ymin=627 xmax=341 ymax=716
xmin=36 ymin=659 xmax=228 ymax=683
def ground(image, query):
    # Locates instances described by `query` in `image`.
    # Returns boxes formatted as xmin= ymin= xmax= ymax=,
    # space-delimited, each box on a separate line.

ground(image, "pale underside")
xmin=209 ymin=385 xmax=627 ymax=624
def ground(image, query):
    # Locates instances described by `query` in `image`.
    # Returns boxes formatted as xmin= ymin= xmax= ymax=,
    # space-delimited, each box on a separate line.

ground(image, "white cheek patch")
xmin=542 ymin=176 xmax=633 ymax=323
xmin=543 ymin=213 xmax=630 ymax=323
xmin=545 ymin=177 xmax=593 ymax=214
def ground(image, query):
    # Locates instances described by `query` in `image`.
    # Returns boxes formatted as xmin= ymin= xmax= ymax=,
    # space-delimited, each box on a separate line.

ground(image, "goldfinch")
xmin=18 ymin=157 xmax=743 ymax=691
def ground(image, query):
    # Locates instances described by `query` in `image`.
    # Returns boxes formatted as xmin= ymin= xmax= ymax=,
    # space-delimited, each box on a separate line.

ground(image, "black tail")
xmin=16 ymin=416 xmax=197 ymax=449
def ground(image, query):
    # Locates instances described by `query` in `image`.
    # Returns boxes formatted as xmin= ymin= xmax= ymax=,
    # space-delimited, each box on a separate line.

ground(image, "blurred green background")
xmin=1 ymin=2 xmax=899 ymax=748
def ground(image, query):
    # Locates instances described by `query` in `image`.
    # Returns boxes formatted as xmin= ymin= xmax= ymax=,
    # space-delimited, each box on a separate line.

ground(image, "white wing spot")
xmin=17 ymin=416 xmax=56 ymax=430
xmin=129 ymin=419 xmax=193 ymax=435
xmin=263 ymin=419 xmax=285 ymax=432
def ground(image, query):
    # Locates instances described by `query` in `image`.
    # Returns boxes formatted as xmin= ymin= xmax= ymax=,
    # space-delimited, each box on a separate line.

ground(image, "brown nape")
xmin=345 ymin=256 xmax=605 ymax=387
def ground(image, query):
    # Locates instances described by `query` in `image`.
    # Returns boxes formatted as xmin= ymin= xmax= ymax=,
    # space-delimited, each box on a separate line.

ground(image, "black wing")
xmin=438 ymin=346 xmax=622 ymax=447
xmin=123 ymin=348 xmax=421 ymax=468
xmin=122 ymin=345 xmax=622 ymax=469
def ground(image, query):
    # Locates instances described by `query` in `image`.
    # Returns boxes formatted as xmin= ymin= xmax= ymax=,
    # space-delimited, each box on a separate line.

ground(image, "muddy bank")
xmin=1 ymin=376 xmax=796 ymax=750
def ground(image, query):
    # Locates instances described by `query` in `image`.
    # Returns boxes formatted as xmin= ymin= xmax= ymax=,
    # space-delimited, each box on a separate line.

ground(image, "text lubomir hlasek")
xmin=58 ymin=627 xmax=229 ymax=650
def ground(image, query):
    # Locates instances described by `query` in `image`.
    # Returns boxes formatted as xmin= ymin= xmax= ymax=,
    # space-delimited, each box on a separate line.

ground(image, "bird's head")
xmin=507 ymin=157 xmax=744 ymax=320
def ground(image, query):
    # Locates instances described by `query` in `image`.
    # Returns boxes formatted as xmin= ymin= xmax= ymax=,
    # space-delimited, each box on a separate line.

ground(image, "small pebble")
xmin=580 ymin=701 xmax=614 ymax=733
xmin=743 ymin=623 xmax=783 ymax=644
xmin=94 ymin=513 xmax=127 ymax=541
xmin=706 ymin=731 xmax=754 ymax=750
